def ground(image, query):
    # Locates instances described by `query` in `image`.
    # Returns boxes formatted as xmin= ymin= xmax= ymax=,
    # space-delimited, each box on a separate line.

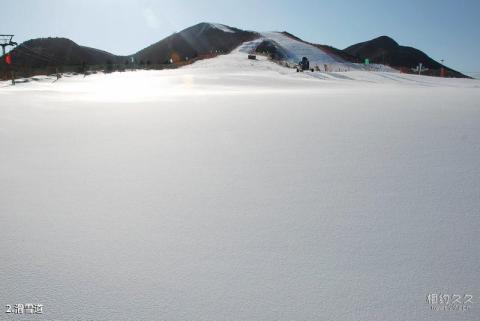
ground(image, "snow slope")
xmin=1 ymin=52 xmax=479 ymax=321
xmin=209 ymin=22 xmax=235 ymax=33
xmin=259 ymin=32 xmax=395 ymax=72
xmin=262 ymin=31 xmax=340 ymax=64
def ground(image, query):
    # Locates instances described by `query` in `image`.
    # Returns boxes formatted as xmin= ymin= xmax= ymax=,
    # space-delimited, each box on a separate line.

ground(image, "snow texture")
xmin=209 ymin=22 xmax=235 ymax=33
xmin=260 ymin=32 xmax=395 ymax=72
xmin=1 ymin=48 xmax=479 ymax=321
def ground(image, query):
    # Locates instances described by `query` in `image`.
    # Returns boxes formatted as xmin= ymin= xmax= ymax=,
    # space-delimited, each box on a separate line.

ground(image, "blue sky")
xmin=2 ymin=0 xmax=479 ymax=77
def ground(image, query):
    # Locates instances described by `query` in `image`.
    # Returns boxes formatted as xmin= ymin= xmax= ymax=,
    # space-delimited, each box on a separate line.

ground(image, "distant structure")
xmin=300 ymin=57 xmax=309 ymax=70
xmin=0 ymin=34 xmax=17 ymax=84
xmin=297 ymin=57 xmax=313 ymax=72
xmin=0 ymin=34 xmax=16 ymax=56
xmin=412 ymin=63 xmax=429 ymax=75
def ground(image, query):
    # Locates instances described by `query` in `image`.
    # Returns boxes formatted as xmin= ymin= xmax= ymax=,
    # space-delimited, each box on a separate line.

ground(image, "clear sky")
xmin=1 ymin=0 xmax=479 ymax=77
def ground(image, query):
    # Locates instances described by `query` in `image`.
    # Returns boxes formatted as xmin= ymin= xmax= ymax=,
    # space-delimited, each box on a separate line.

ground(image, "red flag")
xmin=5 ymin=53 xmax=12 ymax=65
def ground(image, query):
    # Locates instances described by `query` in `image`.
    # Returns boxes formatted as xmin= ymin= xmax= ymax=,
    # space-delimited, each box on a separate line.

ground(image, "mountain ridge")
xmin=344 ymin=35 xmax=466 ymax=77
xmin=0 ymin=22 xmax=469 ymax=78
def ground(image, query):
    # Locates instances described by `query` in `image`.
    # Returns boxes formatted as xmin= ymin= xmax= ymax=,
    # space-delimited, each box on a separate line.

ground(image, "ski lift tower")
xmin=1 ymin=35 xmax=17 ymax=84
xmin=0 ymin=35 xmax=17 ymax=56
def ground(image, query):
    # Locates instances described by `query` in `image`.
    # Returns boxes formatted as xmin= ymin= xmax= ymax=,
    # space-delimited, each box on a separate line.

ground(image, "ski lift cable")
xmin=13 ymin=49 xmax=53 ymax=63
xmin=14 ymin=48 xmax=57 ymax=64
xmin=14 ymin=45 xmax=56 ymax=62
xmin=12 ymin=47 xmax=63 ymax=67
xmin=17 ymin=45 xmax=62 ymax=63
xmin=17 ymin=42 xmax=57 ymax=60
xmin=15 ymin=43 xmax=64 ymax=65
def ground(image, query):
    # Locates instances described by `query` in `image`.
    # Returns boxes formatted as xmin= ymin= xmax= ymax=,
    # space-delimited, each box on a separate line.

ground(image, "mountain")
xmin=0 ymin=24 xmax=469 ymax=79
xmin=279 ymin=31 xmax=360 ymax=63
xmin=7 ymin=37 xmax=124 ymax=68
xmin=2 ymin=22 xmax=258 ymax=72
xmin=133 ymin=22 xmax=258 ymax=64
xmin=344 ymin=35 xmax=468 ymax=77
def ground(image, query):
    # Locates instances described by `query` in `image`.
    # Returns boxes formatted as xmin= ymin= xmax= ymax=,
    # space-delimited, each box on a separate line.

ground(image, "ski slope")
xmin=1 ymin=52 xmax=479 ymax=321
xmin=259 ymin=32 xmax=394 ymax=72
xmin=209 ymin=22 xmax=235 ymax=33
xmin=262 ymin=31 xmax=340 ymax=64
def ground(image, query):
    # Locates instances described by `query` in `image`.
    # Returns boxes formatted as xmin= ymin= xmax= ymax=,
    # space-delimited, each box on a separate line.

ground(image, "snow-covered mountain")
xmin=345 ymin=35 xmax=467 ymax=77
xmin=0 ymin=22 xmax=468 ymax=78
xmin=1 ymin=44 xmax=479 ymax=321
xmin=249 ymin=31 xmax=393 ymax=72
xmin=262 ymin=31 xmax=341 ymax=64
xmin=133 ymin=22 xmax=258 ymax=64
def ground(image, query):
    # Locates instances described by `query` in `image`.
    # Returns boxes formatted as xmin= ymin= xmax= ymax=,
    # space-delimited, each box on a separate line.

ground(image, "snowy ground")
xmin=256 ymin=32 xmax=395 ymax=72
xmin=1 ymin=50 xmax=479 ymax=321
